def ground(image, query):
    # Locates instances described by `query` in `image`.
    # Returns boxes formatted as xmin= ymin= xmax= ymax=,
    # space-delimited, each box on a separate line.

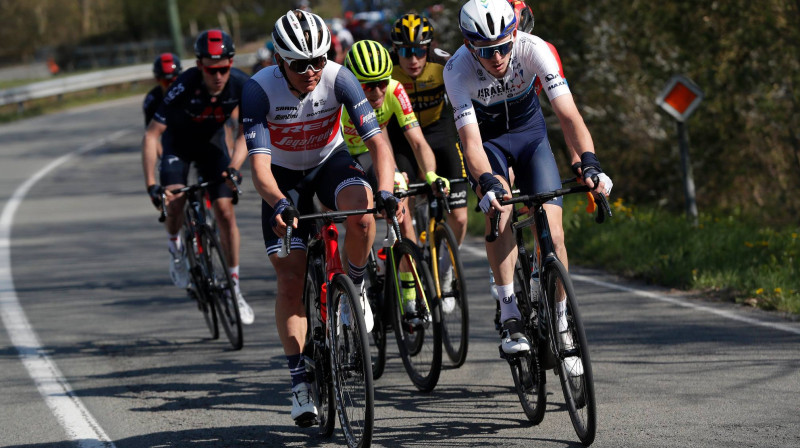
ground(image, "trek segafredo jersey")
xmin=443 ymin=32 xmax=570 ymax=140
xmin=242 ymin=61 xmax=380 ymax=171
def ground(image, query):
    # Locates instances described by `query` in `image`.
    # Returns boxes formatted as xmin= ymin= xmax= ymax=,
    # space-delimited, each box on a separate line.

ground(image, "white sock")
xmin=168 ymin=232 xmax=181 ymax=254
xmin=496 ymin=283 xmax=520 ymax=323
xmin=229 ymin=266 xmax=240 ymax=292
xmin=556 ymin=299 xmax=568 ymax=332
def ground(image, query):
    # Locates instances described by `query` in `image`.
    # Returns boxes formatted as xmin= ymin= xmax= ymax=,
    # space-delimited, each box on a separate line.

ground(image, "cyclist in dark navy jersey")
xmin=241 ymin=9 xmax=401 ymax=427
xmin=142 ymin=29 xmax=254 ymax=325
xmin=143 ymin=53 xmax=182 ymax=127
xmin=444 ymin=0 xmax=613 ymax=357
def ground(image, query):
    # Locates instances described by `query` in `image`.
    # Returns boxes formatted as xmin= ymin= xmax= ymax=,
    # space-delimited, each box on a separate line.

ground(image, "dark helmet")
xmin=391 ymin=13 xmax=434 ymax=46
xmin=511 ymin=0 xmax=535 ymax=33
xmin=194 ymin=29 xmax=235 ymax=60
xmin=152 ymin=53 xmax=182 ymax=80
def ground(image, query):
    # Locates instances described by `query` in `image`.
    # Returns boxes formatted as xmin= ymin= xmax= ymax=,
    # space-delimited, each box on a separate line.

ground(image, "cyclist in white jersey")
xmin=444 ymin=0 xmax=613 ymax=356
xmin=241 ymin=9 xmax=402 ymax=427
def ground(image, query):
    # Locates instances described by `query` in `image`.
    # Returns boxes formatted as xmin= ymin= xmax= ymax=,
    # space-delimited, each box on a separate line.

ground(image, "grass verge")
xmin=466 ymin=192 xmax=800 ymax=315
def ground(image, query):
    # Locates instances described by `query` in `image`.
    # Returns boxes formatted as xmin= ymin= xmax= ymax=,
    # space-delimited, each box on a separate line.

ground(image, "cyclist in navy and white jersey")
xmin=241 ymin=9 xmax=401 ymax=427
xmin=141 ymin=29 xmax=254 ymax=325
xmin=444 ymin=0 xmax=613 ymax=357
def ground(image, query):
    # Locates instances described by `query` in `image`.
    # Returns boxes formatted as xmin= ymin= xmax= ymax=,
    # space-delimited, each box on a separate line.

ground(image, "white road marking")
xmin=0 ymin=130 xmax=129 ymax=448
xmin=460 ymin=243 xmax=800 ymax=336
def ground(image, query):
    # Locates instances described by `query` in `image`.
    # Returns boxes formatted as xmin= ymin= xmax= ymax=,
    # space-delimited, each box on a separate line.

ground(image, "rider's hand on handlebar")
xmin=147 ymin=184 xmax=164 ymax=209
xmin=270 ymin=198 xmax=297 ymax=238
xmin=425 ymin=171 xmax=450 ymax=196
xmin=477 ymin=173 xmax=508 ymax=215
xmin=376 ymin=190 xmax=403 ymax=222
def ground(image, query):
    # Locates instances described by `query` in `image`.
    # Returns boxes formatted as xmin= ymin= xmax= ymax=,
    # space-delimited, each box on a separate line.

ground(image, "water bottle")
xmin=376 ymin=248 xmax=387 ymax=277
xmin=529 ymin=268 xmax=540 ymax=302
xmin=489 ymin=268 xmax=498 ymax=301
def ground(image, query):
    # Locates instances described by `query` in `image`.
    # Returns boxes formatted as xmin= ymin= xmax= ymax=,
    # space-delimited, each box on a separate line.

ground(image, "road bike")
xmin=158 ymin=179 xmax=243 ymax=350
xmin=404 ymin=178 xmax=469 ymax=367
xmin=488 ymin=177 xmax=611 ymax=446
xmin=278 ymin=207 xmax=375 ymax=447
xmin=363 ymin=200 xmax=442 ymax=392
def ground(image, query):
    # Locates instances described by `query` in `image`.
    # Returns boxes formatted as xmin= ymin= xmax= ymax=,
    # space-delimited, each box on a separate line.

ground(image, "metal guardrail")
xmin=0 ymin=54 xmax=255 ymax=108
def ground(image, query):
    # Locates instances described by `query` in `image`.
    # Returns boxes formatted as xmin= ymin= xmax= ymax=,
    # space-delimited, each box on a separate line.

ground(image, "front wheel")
xmin=201 ymin=227 xmax=243 ymax=350
xmin=545 ymin=259 xmax=596 ymax=446
xmin=329 ymin=274 xmax=374 ymax=448
xmin=389 ymin=240 xmax=442 ymax=393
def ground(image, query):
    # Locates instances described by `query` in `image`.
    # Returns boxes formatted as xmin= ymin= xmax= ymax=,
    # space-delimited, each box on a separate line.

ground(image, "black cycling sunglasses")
xmin=361 ymin=79 xmax=389 ymax=92
xmin=284 ymin=55 xmax=327 ymax=74
xmin=201 ymin=63 xmax=231 ymax=75
xmin=469 ymin=40 xmax=514 ymax=59
xmin=397 ymin=46 xmax=428 ymax=58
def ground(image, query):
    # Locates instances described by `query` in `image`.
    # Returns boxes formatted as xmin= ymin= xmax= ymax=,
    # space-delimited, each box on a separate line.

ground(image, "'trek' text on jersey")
xmin=241 ymin=61 xmax=381 ymax=171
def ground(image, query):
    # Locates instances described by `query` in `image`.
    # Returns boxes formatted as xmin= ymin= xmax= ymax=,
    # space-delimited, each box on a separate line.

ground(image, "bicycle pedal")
xmin=294 ymin=414 xmax=317 ymax=428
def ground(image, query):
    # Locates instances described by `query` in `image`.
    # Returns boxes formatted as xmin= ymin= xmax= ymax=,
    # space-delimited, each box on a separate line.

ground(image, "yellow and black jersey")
xmin=391 ymin=47 xmax=451 ymax=129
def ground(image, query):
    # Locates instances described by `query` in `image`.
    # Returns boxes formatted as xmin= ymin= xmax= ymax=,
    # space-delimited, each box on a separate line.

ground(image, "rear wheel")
xmin=201 ymin=227 xmax=243 ymax=350
xmin=389 ymin=240 xmax=442 ymax=393
xmin=433 ymin=223 xmax=469 ymax=367
xmin=513 ymin=250 xmax=546 ymax=424
xmin=545 ymin=259 xmax=596 ymax=446
xmin=303 ymin=249 xmax=335 ymax=438
xmin=329 ymin=274 xmax=374 ymax=448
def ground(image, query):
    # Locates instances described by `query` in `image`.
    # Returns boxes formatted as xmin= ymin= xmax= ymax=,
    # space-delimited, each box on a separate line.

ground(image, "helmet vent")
xmin=485 ymin=13 xmax=495 ymax=35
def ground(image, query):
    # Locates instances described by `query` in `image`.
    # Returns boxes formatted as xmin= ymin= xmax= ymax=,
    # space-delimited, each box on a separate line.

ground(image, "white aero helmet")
xmin=459 ymin=0 xmax=517 ymax=42
xmin=272 ymin=10 xmax=331 ymax=59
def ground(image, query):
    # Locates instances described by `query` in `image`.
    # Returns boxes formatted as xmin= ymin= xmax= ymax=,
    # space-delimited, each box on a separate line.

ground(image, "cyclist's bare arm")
xmin=402 ymin=125 xmax=437 ymax=177
xmin=250 ymin=152 xmax=293 ymax=234
xmin=228 ymin=108 xmax=249 ymax=171
xmin=550 ymin=94 xmax=606 ymax=194
xmin=142 ymin=120 xmax=167 ymax=189
xmin=456 ymin=122 xmax=508 ymax=212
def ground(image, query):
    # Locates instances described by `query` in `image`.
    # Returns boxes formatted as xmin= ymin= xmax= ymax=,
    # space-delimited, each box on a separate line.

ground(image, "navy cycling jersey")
xmin=444 ymin=32 xmax=571 ymax=140
xmin=242 ymin=61 xmax=380 ymax=171
xmin=142 ymin=86 xmax=163 ymax=127
xmin=153 ymin=66 xmax=249 ymax=144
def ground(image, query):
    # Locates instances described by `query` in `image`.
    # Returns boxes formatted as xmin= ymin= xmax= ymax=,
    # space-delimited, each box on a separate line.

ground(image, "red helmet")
xmin=509 ymin=0 xmax=535 ymax=33
xmin=152 ymin=53 xmax=182 ymax=80
xmin=194 ymin=29 xmax=235 ymax=60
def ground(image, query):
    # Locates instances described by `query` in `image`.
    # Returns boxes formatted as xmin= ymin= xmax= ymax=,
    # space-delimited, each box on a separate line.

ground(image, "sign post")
xmin=656 ymin=75 xmax=704 ymax=226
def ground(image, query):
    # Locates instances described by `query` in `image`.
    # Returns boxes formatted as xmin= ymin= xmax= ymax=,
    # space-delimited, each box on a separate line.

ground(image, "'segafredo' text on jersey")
xmin=242 ymin=61 xmax=380 ymax=170
xmin=341 ymin=78 xmax=419 ymax=156
xmin=444 ymin=32 xmax=570 ymax=138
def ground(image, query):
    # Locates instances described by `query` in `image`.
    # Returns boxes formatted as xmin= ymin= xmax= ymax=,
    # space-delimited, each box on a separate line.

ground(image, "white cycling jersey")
xmin=242 ymin=61 xmax=380 ymax=171
xmin=444 ymin=32 xmax=571 ymax=138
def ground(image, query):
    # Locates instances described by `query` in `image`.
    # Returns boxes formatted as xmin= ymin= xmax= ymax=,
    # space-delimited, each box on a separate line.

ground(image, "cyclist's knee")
xmin=346 ymin=213 xmax=373 ymax=238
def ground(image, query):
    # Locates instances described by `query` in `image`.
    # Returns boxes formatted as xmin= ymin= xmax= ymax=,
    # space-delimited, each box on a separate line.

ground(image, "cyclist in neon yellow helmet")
xmin=341 ymin=39 xmax=450 ymax=244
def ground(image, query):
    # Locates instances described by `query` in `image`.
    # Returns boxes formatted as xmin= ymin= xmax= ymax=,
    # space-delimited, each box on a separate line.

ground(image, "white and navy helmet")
xmin=459 ymin=0 xmax=517 ymax=42
xmin=272 ymin=10 xmax=331 ymax=59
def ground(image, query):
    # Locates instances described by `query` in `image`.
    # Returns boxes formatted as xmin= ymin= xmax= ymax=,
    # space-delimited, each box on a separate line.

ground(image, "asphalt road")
xmin=1 ymin=97 xmax=799 ymax=448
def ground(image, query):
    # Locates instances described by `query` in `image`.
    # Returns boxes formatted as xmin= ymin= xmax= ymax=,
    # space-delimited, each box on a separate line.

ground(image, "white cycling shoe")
xmin=500 ymin=318 xmax=531 ymax=354
xmin=560 ymin=330 xmax=584 ymax=376
xmin=235 ymin=291 xmax=255 ymax=325
xmin=290 ymin=382 xmax=318 ymax=427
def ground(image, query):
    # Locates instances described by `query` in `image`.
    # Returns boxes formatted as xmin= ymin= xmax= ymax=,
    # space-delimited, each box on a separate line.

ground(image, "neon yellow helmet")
xmin=345 ymin=40 xmax=393 ymax=82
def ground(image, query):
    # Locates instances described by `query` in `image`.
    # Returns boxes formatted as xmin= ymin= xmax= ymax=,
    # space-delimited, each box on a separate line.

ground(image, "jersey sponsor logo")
xmin=354 ymin=98 xmax=368 ymax=109
xmin=547 ymin=80 xmax=566 ymax=91
xmin=268 ymin=111 xmax=341 ymax=150
xmin=190 ymin=106 xmax=227 ymax=123
xmin=455 ymin=110 xmax=473 ymax=121
xmin=394 ymin=85 xmax=414 ymax=115
xmin=477 ymin=82 xmax=511 ymax=100
xmin=164 ymin=82 xmax=185 ymax=104
xmin=245 ymin=131 xmax=256 ymax=140
xmin=275 ymin=113 xmax=299 ymax=120
xmin=360 ymin=110 xmax=376 ymax=126
xmin=275 ymin=106 xmax=297 ymax=111
xmin=545 ymin=73 xmax=559 ymax=82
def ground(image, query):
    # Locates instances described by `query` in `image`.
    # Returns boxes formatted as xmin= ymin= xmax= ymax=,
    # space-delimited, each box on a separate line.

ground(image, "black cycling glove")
xmin=147 ymin=184 xmax=164 ymax=209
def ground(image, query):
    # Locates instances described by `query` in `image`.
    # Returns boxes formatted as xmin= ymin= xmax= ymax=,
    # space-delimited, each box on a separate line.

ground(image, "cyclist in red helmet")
xmin=143 ymin=53 xmax=182 ymax=127
xmin=141 ymin=30 xmax=255 ymax=325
